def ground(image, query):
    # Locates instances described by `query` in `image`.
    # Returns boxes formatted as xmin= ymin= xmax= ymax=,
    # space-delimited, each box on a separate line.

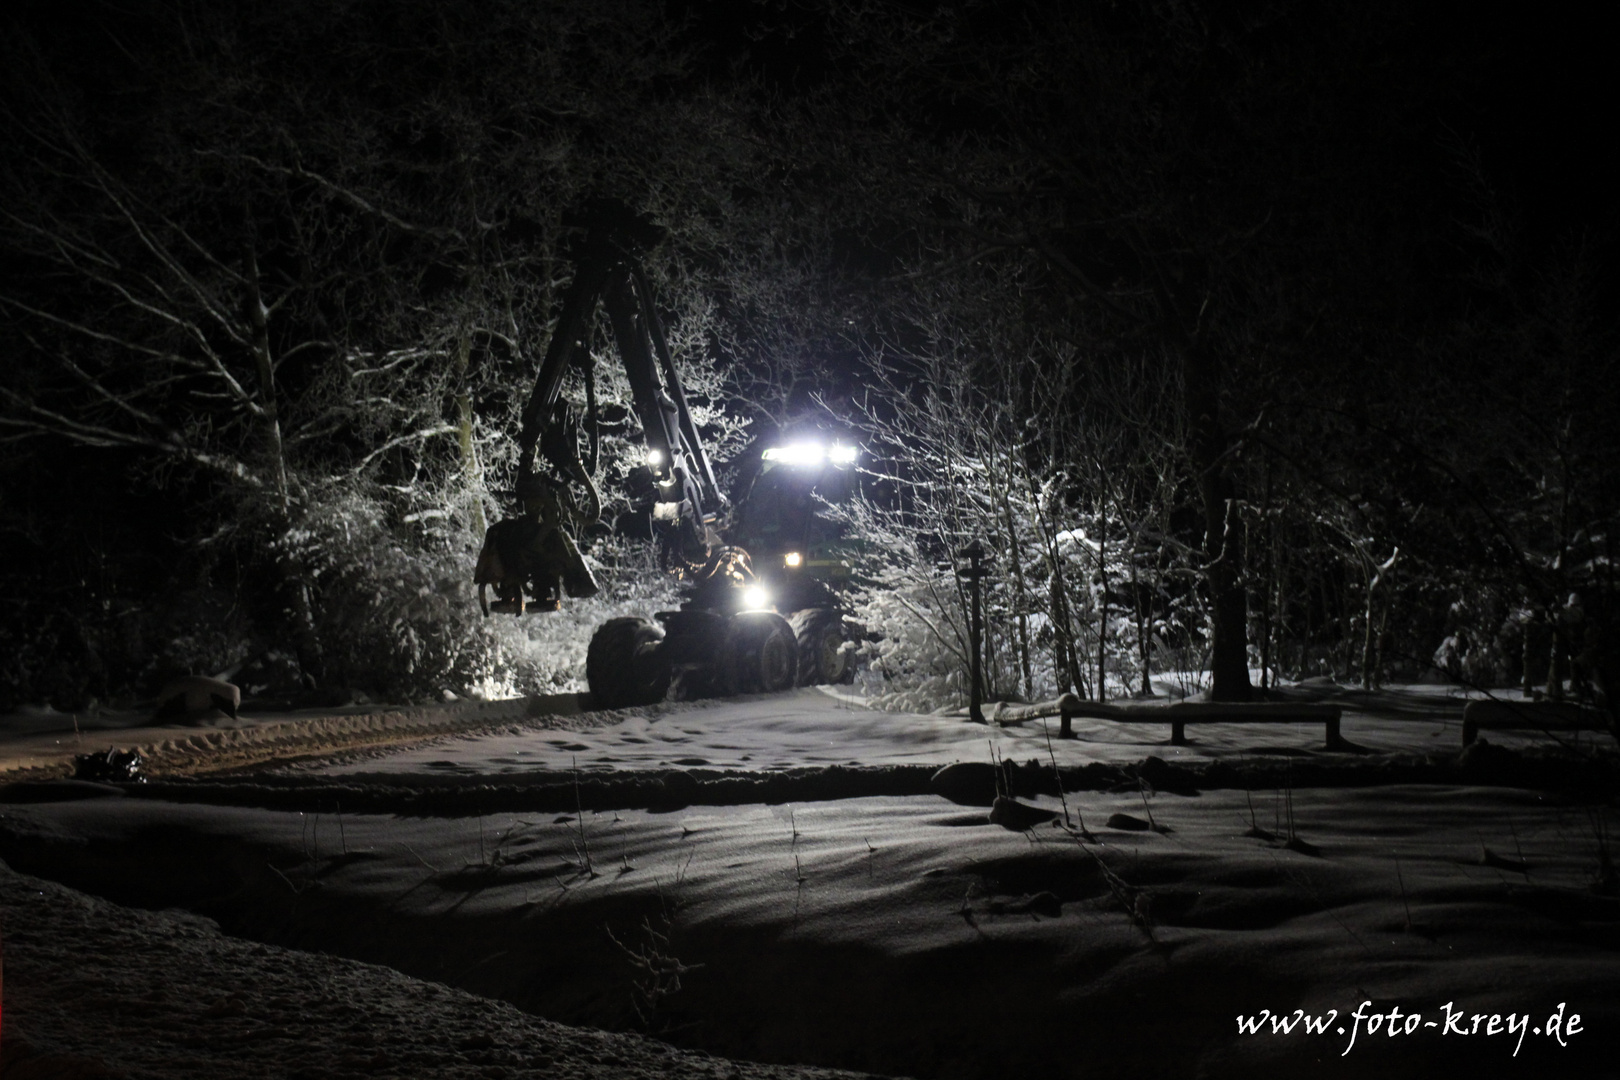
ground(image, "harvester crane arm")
xmin=476 ymin=200 xmax=726 ymax=615
xmin=515 ymin=201 xmax=724 ymax=531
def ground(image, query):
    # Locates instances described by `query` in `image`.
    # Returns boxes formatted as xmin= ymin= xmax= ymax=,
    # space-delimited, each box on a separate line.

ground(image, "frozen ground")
xmin=0 ymin=693 xmax=586 ymax=778
xmin=0 ymin=677 xmax=1598 ymax=779
xmin=306 ymin=682 xmax=1508 ymax=776
xmin=2 ymin=682 xmax=1617 ymax=1078
xmin=0 ymin=861 xmax=871 ymax=1080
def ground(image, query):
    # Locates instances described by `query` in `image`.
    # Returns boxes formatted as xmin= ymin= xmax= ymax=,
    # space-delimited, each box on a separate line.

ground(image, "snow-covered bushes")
xmin=845 ymin=489 xmax=1191 ymax=714
xmin=849 ymin=560 xmax=971 ymax=713
xmin=289 ymin=483 xmax=689 ymax=701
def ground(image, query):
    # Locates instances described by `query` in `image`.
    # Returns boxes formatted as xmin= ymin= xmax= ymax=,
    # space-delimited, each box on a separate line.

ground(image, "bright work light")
xmin=761 ymin=443 xmax=823 ymax=466
xmin=742 ymin=585 xmax=770 ymax=610
xmin=761 ymin=441 xmax=857 ymax=468
xmin=784 ymin=551 xmax=803 ymax=568
xmin=647 ymin=448 xmax=665 ymax=467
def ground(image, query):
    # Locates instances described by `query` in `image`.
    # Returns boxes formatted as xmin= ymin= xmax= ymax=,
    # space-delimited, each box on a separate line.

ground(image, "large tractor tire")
xmin=721 ymin=610 xmax=798 ymax=696
xmin=790 ymin=608 xmax=850 ymax=686
xmin=587 ymin=616 xmax=671 ymax=709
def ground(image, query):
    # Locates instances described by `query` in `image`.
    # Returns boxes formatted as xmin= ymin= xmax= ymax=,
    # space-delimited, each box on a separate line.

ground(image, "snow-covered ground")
xmin=0 ymin=693 xmax=583 ymax=778
xmin=1 ymin=677 xmax=1593 ymax=781
xmin=2 ymin=683 xmax=1616 ymax=1078
xmin=0 ymin=860 xmax=873 ymax=1080
xmin=311 ymin=683 xmax=1469 ymax=777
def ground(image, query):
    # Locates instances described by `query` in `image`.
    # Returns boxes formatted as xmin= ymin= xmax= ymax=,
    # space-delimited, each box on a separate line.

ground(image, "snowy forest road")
xmin=0 ymin=692 xmax=599 ymax=781
xmin=0 ymin=683 xmax=1463 ymax=785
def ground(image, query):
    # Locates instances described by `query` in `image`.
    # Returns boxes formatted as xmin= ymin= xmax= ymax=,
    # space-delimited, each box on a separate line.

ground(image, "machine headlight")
xmin=784 ymin=551 xmax=803 ymax=568
xmin=762 ymin=443 xmax=825 ymax=467
xmin=647 ymin=448 xmax=665 ymax=468
xmin=760 ymin=441 xmax=857 ymax=468
xmin=742 ymin=585 xmax=770 ymax=610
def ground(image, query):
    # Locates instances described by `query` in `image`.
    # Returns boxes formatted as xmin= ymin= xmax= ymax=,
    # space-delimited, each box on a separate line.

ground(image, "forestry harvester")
xmin=474 ymin=200 xmax=858 ymax=707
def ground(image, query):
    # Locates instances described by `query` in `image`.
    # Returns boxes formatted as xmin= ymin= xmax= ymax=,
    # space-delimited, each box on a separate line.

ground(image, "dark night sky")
xmin=1466 ymin=7 xmax=1616 ymax=233
xmin=16 ymin=0 xmax=1614 ymax=242
xmin=691 ymin=0 xmax=1616 ymax=261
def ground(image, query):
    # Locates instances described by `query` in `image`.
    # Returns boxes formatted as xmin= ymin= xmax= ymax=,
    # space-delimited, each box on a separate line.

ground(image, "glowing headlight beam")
xmin=647 ymin=448 xmax=665 ymax=468
xmin=784 ymin=551 xmax=803 ymax=568
xmin=742 ymin=585 xmax=771 ymax=610
xmin=760 ymin=442 xmax=858 ymax=467
xmin=761 ymin=443 xmax=825 ymax=467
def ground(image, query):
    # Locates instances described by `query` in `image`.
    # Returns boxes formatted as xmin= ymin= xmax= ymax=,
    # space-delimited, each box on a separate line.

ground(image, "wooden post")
xmin=1058 ymin=692 xmax=1080 ymax=739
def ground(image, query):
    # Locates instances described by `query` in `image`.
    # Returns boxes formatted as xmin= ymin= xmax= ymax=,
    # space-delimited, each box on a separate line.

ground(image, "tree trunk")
xmin=1375 ymin=600 xmax=1391 ymax=686
xmin=1050 ymin=556 xmax=1089 ymax=699
xmin=1360 ymin=560 xmax=1377 ymax=690
xmin=1049 ymin=557 xmax=1073 ymax=696
xmin=1180 ymin=339 xmax=1252 ymax=701
xmin=1255 ymin=467 xmax=1275 ymax=691
xmin=455 ymin=328 xmax=485 ymax=536
xmin=1273 ymin=540 xmax=1288 ymax=685
xmin=1259 ymin=516 xmax=1273 ymax=691
xmin=997 ymin=444 xmax=1034 ymax=699
xmin=1095 ymin=523 xmax=1108 ymax=703
xmin=1547 ymin=623 xmax=1566 ymax=701
xmin=245 ymin=242 xmax=324 ymax=684
xmin=1523 ymin=618 xmax=1536 ymax=697
xmin=1340 ymin=573 xmax=1354 ymax=684
xmin=1132 ymin=538 xmax=1152 ymax=697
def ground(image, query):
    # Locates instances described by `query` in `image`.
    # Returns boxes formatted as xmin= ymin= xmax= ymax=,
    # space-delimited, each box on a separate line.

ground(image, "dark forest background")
xmin=2 ymin=0 xmax=1615 ymax=715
